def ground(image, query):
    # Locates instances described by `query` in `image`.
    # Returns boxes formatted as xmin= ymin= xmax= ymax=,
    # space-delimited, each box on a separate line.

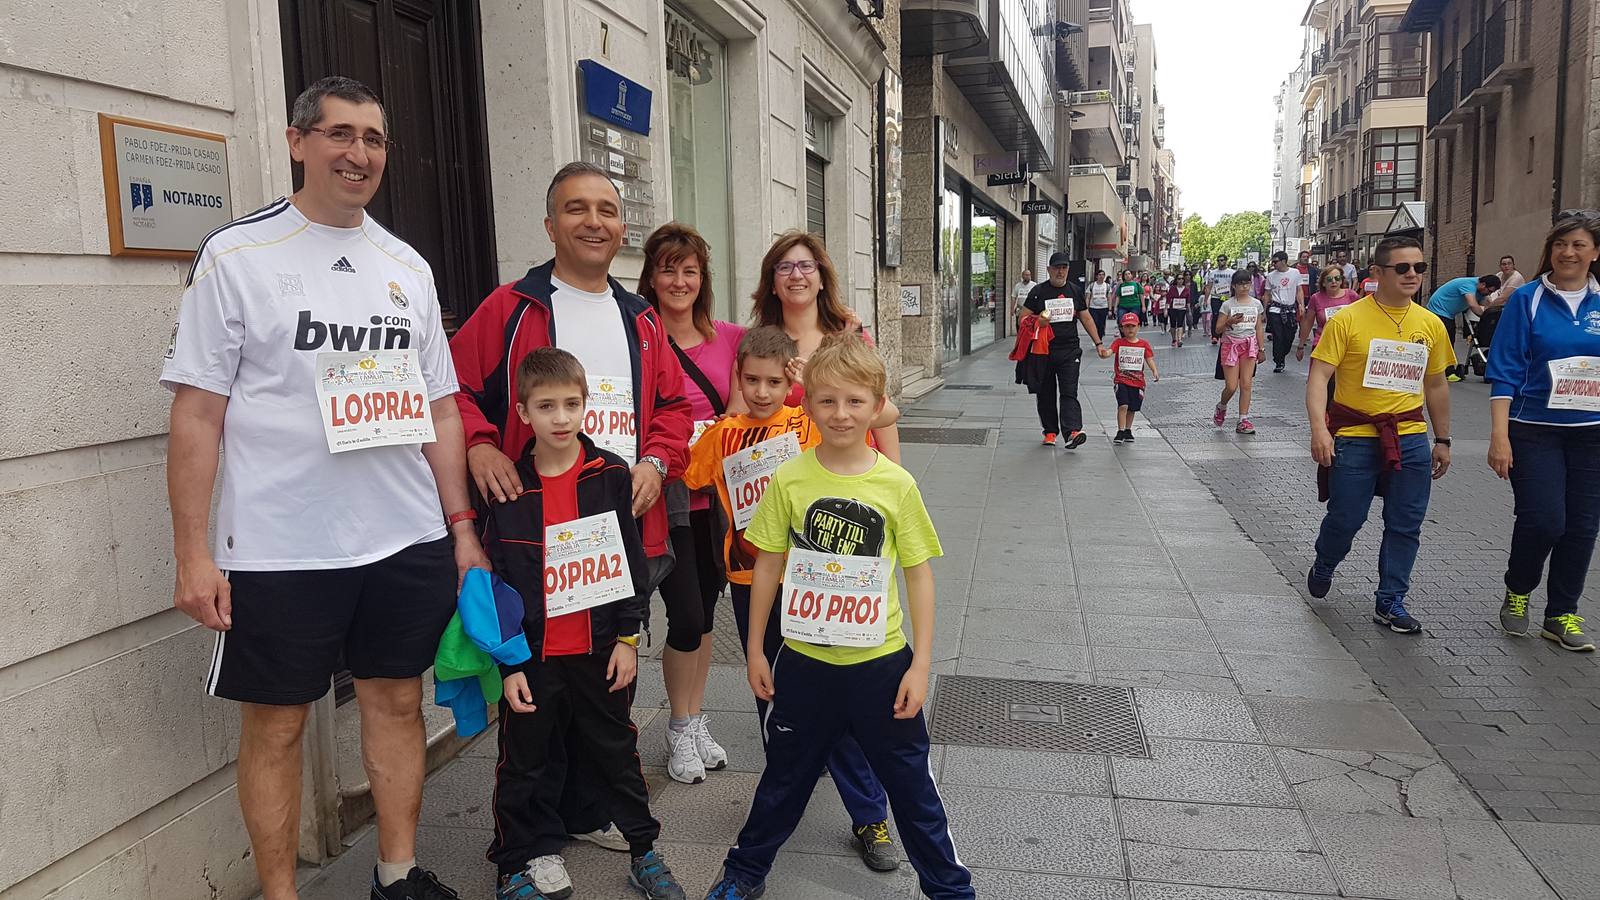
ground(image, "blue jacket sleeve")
xmin=458 ymin=568 xmax=533 ymax=667
xmin=1485 ymin=284 xmax=1534 ymax=399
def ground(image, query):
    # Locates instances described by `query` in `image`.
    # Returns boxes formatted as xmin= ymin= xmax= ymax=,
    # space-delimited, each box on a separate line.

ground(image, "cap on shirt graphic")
xmin=793 ymin=497 xmax=886 ymax=557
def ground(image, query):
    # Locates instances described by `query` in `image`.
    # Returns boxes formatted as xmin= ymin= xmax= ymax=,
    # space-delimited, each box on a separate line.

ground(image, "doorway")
xmin=280 ymin=0 xmax=499 ymax=330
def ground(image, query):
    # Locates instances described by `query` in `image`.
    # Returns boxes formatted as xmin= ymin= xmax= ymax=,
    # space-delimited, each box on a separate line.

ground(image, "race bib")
xmin=1118 ymin=345 xmax=1146 ymax=373
xmin=1548 ymin=356 xmax=1600 ymax=410
xmin=722 ymin=432 xmax=803 ymax=529
xmin=315 ymin=350 xmax=436 ymax=453
xmin=780 ymin=547 xmax=891 ymax=647
xmin=1362 ymin=339 xmax=1428 ymax=394
xmin=1228 ymin=309 xmax=1259 ymax=339
xmin=544 ymin=511 xmax=635 ymax=617
xmin=690 ymin=419 xmax=716 ymax=447
xmin=1045 ymin=297 xmax=1076 ymax=322
xmin=1324 ymin=304 xmax=1349 ymax=320
xmin=1169 ymin=295 xmax=1187 ymax=309
xmin=585 ymin=374 xmax=637 ymax=464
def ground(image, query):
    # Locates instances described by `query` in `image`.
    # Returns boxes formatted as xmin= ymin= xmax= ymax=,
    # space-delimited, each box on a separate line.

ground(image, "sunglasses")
xmin=1373 ymin=262 xmax=1428 ymax=275
xmin=1324 ymin=276 xmax=1345 ymax=283
xmin=1557 ymin=208 xmax=1600 ymax=223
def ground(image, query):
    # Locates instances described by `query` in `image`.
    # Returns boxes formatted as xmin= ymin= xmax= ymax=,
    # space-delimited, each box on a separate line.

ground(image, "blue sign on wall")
xmin=579 ymin=60 xmax=652 ymax=136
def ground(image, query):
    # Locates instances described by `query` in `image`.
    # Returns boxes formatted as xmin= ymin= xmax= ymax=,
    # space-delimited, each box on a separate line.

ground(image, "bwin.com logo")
xmin=130 ymin=181 xmax=155 ymax=212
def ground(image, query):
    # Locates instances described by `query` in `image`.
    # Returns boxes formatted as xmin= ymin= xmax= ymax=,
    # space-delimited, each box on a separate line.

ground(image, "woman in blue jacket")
xmin=1486 ymin=214 xmax=1600 ymax=650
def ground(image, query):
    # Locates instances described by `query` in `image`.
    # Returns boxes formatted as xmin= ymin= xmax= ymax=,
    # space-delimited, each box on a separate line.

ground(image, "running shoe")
xmin=1125 ymin=432 xmax=1135 ymax=443
xmin=704 ymin=876 xmax=765 ymax=900
xmin=1212 ymin=404 xmax=1227 ymax=427
xmin=1541 ymin=614 xmax=1596 ymax=651
xmin=529 ymin=856 xmax=572 ymax=900
xmin=1447 ymin=372 xmax=1463 ymax=383
xmin=495 ymin=871 xmax=548 ymax=900
xmin=691 ymin=714 xmax=729 ymax=770
xmin=628 ymin=850 xmax=687 ymax=900
xmin=852 ymin=821 xmax=900 ymax=872
xmin=1499 ymin=590 xmax=1530 ymax=635
xmin=1042 ymin=432 xmax=1057 ymax=446
xmin=665 ymin=722 xmax=707 ymax=784
xmin=1374 ymin=597 xmax=1423 ymax=634
xmin=1307 ymin=564 xmax=1333 ymax=599
xmin=373 ymin=867 xmax=461 ymax=900
xmin=1274 ymin=363 xmax=1285 ymax=373
xmin=1236 ymin=418 xmax=1256 ymax=434
xmin=570 ymin=823 xmax=631 ymax=852
xmin=1113 ymin=430 xmax=1128 ymax=444
xmin=1066 ymin=431 xmax=1087 ymax=449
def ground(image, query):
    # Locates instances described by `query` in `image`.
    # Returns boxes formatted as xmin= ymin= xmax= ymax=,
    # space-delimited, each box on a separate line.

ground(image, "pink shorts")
xmin=1219 ymin=336 xmax=1260 ymax=368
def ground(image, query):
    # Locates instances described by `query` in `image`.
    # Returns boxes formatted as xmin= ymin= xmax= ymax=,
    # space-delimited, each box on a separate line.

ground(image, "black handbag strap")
xmin=670 ymin=338 xmax=726 ymax=416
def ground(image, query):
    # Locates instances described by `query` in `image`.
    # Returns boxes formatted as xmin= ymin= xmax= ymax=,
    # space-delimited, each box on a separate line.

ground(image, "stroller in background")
xmin=1461 ymin=306 xmax=1504 ymax=379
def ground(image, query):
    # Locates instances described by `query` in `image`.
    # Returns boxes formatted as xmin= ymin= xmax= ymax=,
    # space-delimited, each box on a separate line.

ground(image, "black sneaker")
xmin=373 ymin=867 xmax=461 ymax=900
xmin=1112 ymin=430 xmax=1128 ymax=444
xmin=1124 ymin=431 xmax=1135 ymax=443
xmin=704 ymin=875 xmax=765 ymax=899
xmin=628 ymin=850 xmax=687 ymax=900
xmin=1066 ymin=431 xmax=1088 ymax=450
xmin=852 ymin=821 xmax=900 ymax=872
xmin=1274 ymin=363 xmax=1285 ymax=373
xmin=1307 ymin=565 xmax=1332 ymax=599
xmin=1374 ymin=597 xmax=1423 ymax=634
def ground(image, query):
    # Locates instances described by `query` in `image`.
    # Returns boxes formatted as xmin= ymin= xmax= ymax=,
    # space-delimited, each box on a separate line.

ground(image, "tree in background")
xmin=1181 ymin=214 xmax=1214 ymax=265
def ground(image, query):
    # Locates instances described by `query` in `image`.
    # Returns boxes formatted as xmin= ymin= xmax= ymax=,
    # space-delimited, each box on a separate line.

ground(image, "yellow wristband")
xmin=616 ymin=634 xmax=640 ymax=648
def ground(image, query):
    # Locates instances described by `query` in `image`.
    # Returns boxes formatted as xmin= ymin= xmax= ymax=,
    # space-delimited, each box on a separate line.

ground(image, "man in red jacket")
xmin=449 ymin=161 xmax=692 ymax=876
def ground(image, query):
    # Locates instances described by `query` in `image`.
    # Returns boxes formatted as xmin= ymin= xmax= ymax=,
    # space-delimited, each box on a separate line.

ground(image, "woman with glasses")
xmin=637 ymin=223 xmax=743 ymax=785
xmin=1167 ymin=270 xmax=1193 ymax=347
xmin=751 ymin=231 xmax=901 ymax=461
xmin=1486 ymin=215 xmax=1600 ymax=651
xmin=1298 ymin=265 xmax=1358 ymax=359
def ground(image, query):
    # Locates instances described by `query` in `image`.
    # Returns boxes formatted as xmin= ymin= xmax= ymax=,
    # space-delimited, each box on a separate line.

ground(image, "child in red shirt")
xmin=1109 ymin=312 xmax=1159 ymax=444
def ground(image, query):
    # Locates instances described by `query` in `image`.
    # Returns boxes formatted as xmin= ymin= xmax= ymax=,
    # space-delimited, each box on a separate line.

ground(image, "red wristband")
xmin=446 ymin=509 xmax=478 ymax=526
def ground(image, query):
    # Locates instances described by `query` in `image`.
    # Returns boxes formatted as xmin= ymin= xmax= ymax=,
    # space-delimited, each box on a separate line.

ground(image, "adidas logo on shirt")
xmin=331 ymin=256 xmax=356 ymax=274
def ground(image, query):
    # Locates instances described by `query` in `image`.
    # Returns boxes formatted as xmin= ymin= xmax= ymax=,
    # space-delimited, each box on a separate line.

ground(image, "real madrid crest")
xmin=388 ymin=281 xmax=410 ymax=310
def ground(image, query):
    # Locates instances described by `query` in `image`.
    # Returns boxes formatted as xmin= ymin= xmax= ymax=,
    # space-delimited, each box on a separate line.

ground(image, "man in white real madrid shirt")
xmin=162 ymin=77 xmax=485 ymax=900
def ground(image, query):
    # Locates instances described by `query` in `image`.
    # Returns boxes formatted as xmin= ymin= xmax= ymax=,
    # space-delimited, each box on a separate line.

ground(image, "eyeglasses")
xmin=300 ymin=126 xmax=395 ymax=152
xmin=774 ymin=259 xmax=819 ymax=276
xmin=1373 ymin=262 xmax=1428 ymax=275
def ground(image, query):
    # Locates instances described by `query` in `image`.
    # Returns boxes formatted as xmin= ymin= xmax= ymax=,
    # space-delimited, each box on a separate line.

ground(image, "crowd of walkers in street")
xmin=159 ymin=75 xmax=1600 ymax=900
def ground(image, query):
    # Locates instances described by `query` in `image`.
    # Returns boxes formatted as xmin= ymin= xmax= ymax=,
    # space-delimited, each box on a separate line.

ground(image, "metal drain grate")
xmin=928 ymin=676 xmax=1149 ymax=757
xmin=897 ymin=426 xmax=993 ymax=446
xmin=941 ymin=384 xmax=995 ymax=391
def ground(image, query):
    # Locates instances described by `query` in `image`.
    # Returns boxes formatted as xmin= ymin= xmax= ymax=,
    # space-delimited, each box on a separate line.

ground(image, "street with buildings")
xmin=5 ymin=0 xmax=1600 ymax=899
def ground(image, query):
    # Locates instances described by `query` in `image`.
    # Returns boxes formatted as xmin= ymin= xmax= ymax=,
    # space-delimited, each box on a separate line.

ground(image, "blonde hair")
xmin=803 ymin=332 xmax=885 ymax=398
xmin=1318 ymin=264 xmax=1346 ymax=291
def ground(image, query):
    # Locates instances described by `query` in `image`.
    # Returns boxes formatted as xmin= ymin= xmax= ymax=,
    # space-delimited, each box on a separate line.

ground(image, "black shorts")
xmin=1115 ymin=382 xmax=1145 ymax=412
xmin=208 ymin=537 xmax=458 ymax=705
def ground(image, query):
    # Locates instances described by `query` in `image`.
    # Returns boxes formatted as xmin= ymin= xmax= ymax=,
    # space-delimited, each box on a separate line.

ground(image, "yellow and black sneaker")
xmin=851 ymin=821 xmax=900 ymax=872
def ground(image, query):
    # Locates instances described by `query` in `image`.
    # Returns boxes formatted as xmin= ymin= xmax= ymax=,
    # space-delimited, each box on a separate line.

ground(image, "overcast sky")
xmin=1134 ymin=0 xmax=1309 ymax=224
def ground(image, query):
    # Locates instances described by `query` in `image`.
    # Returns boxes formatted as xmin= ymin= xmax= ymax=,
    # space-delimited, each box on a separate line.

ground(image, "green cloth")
xmin=434 ymin=612 xmax=503 ymax=707
xmin=1117 ymin=281 xmax=1142 ymax=309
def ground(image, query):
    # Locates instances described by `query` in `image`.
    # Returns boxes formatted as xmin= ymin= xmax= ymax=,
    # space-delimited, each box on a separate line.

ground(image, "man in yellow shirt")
xmin=1305 ymin=236 xmax=1455 ymax=634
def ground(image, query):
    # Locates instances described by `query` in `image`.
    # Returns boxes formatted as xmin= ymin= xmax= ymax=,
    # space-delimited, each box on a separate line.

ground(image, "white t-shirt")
xmin=1342 ymin=262 xmax=1358 ymax=285
xmin=1013 ymin=280 xmax=1036 ymax=305
xmin=1219 ymin=297 xmax=1264 ymax=339
xmin=160 ymin=199 xmax=458 ymax=571
xmin=1087 ymin=281 xmax=1113 ymax=309
xmin=1265 ymin=269 xmax=1302 ymax=308
xmin=1210 ymin=268 xmax=1236 ymax=298
xmin=550 ymin=276 xmax=638 ymax=463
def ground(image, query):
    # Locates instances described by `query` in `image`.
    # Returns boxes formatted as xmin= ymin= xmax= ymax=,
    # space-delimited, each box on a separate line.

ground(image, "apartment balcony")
xmin=1330 ymin=13 xmax=1358 ymax=61
xmin=943 ymin=0 xmax=1057 ymax=171
xmin=1116 ymin=164 xmax=1132 ymax=183
xmin=1359 ymin=63 xmax=1426 ymax=106
xmin=1068 ymin=90 xmax=1128 ymax=167
xmin=1481 ymin=0 xmax=1534 ymax=89
xmin=1423 ymin=0 xmax=1532 ymax=130
xmin=1426 ymin=60 xmax=1457 ymax=131
xmin=1459 ymin=30 xmax=1485 ymax=98
xmin=902 ymin=0 xmax=987 ymax=55
xmin=1067 ymin=163 xmax=1122 ymax=224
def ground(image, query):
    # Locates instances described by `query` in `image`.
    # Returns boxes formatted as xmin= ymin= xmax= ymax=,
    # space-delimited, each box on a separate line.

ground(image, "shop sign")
xmin=974 ymin=152 xmax=1020 ymax=175
xmin=97 ymin=114 xmax=232 ymax=258
xmin=986 ymin=167 xmax=1028 ymax=186
xmin=579 ymin=60 xmax=652 ymax=135
xmin=1021 ymin=200 xmax=1052 ymax=215
xmin=1374 ymin=160 xmax=1395 ymax=175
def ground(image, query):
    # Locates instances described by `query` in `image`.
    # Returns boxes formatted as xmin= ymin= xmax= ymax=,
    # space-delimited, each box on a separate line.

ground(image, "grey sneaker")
xmin=851 ymin=821 xmax=900 ymax=872
xmin=570 ymin=823 xmax=630 ymax=852
xmin=1542 ymin=614 xmax=1596 ymax=652
xmin=1499 ymin=590 xmax=1530 ymax=635
xmin=529 ymin=855 xmax=572 ymax=900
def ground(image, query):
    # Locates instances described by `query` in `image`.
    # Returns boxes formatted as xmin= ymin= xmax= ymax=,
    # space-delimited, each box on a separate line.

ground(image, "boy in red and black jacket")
xmin=482 ymin=347 xmax=686 ymax=900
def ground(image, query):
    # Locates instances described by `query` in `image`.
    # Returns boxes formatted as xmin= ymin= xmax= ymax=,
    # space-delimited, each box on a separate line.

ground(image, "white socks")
xmin=377 ymin=858 xmax=415 ymax=886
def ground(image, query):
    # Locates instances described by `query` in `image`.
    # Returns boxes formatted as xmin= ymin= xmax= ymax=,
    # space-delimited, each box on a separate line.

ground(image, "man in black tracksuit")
xmin=1022 ymin=251 xmax=1109 ymax=448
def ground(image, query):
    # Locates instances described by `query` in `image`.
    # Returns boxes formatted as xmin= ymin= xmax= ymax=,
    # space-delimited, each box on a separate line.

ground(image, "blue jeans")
xmin=1506 ymin=421 xmax=1600 ymax=618
xmin=1314 ymin=433 xmax=1433 ymax=606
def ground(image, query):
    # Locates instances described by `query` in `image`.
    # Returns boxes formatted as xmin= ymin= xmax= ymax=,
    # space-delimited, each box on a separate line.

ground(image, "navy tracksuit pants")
xmin=730 ymin=583 xmax=887 ymax=828
xmin=722 ymin=645 xmax=974 ymax=899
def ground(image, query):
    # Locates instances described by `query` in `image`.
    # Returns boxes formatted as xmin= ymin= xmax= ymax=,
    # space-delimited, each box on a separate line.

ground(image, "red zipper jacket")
xmin=450 ymin=260 xmax=692 ymax=557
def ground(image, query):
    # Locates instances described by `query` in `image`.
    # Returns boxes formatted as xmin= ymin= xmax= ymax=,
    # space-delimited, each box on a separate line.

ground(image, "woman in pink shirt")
xmin=639 ymin=223 xmax=743 ymax=783
xmin=1296 ymin=264 xmax=1358 ymax=358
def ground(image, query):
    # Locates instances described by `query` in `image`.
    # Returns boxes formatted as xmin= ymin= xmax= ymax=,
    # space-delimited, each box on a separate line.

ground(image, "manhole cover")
xmin=897 ymin=426 xmax=993 ymax=446
xmin=941 ymin=384 xmax=994 ymax=391
xmin=929 ymin=676 xmax=1149 ymax=757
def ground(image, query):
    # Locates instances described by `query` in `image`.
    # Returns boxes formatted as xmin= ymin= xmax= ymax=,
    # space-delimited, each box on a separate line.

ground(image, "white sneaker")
xmin=664 ymin=722 xmax=706 ymax=784
xmin=569 ymin=823 xmax=630 ymax=852
xmin=691 ymin=714 xmax=728 ymax=771
xmin=529 ymin=854 xmax=573 ymax=899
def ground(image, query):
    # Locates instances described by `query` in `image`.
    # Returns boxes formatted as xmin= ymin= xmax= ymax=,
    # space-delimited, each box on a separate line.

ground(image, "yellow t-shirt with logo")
xmin=744 ymin=451 xmax=942 ymax=666
xmin=1312 ymin=295 xmax=1456 ymax=437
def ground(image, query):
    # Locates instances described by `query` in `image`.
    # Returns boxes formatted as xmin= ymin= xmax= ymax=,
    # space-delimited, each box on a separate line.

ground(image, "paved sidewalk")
xmin=289 ymin=340 xmax=1561 ymax=900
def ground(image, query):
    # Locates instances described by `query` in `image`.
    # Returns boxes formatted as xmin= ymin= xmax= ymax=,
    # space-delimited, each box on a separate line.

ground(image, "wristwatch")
xmin=641 ymin=455 xmax=667 ymax=479
xmin=616 ymin=633 xmax=641 ymax=648
xmin=1433 ymin=437 xmax=1452 ymax=447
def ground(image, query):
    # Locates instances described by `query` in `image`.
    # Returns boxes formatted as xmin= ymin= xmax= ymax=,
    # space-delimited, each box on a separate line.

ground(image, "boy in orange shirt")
xmin=682 ymin=326 xmax=897 ymax=869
